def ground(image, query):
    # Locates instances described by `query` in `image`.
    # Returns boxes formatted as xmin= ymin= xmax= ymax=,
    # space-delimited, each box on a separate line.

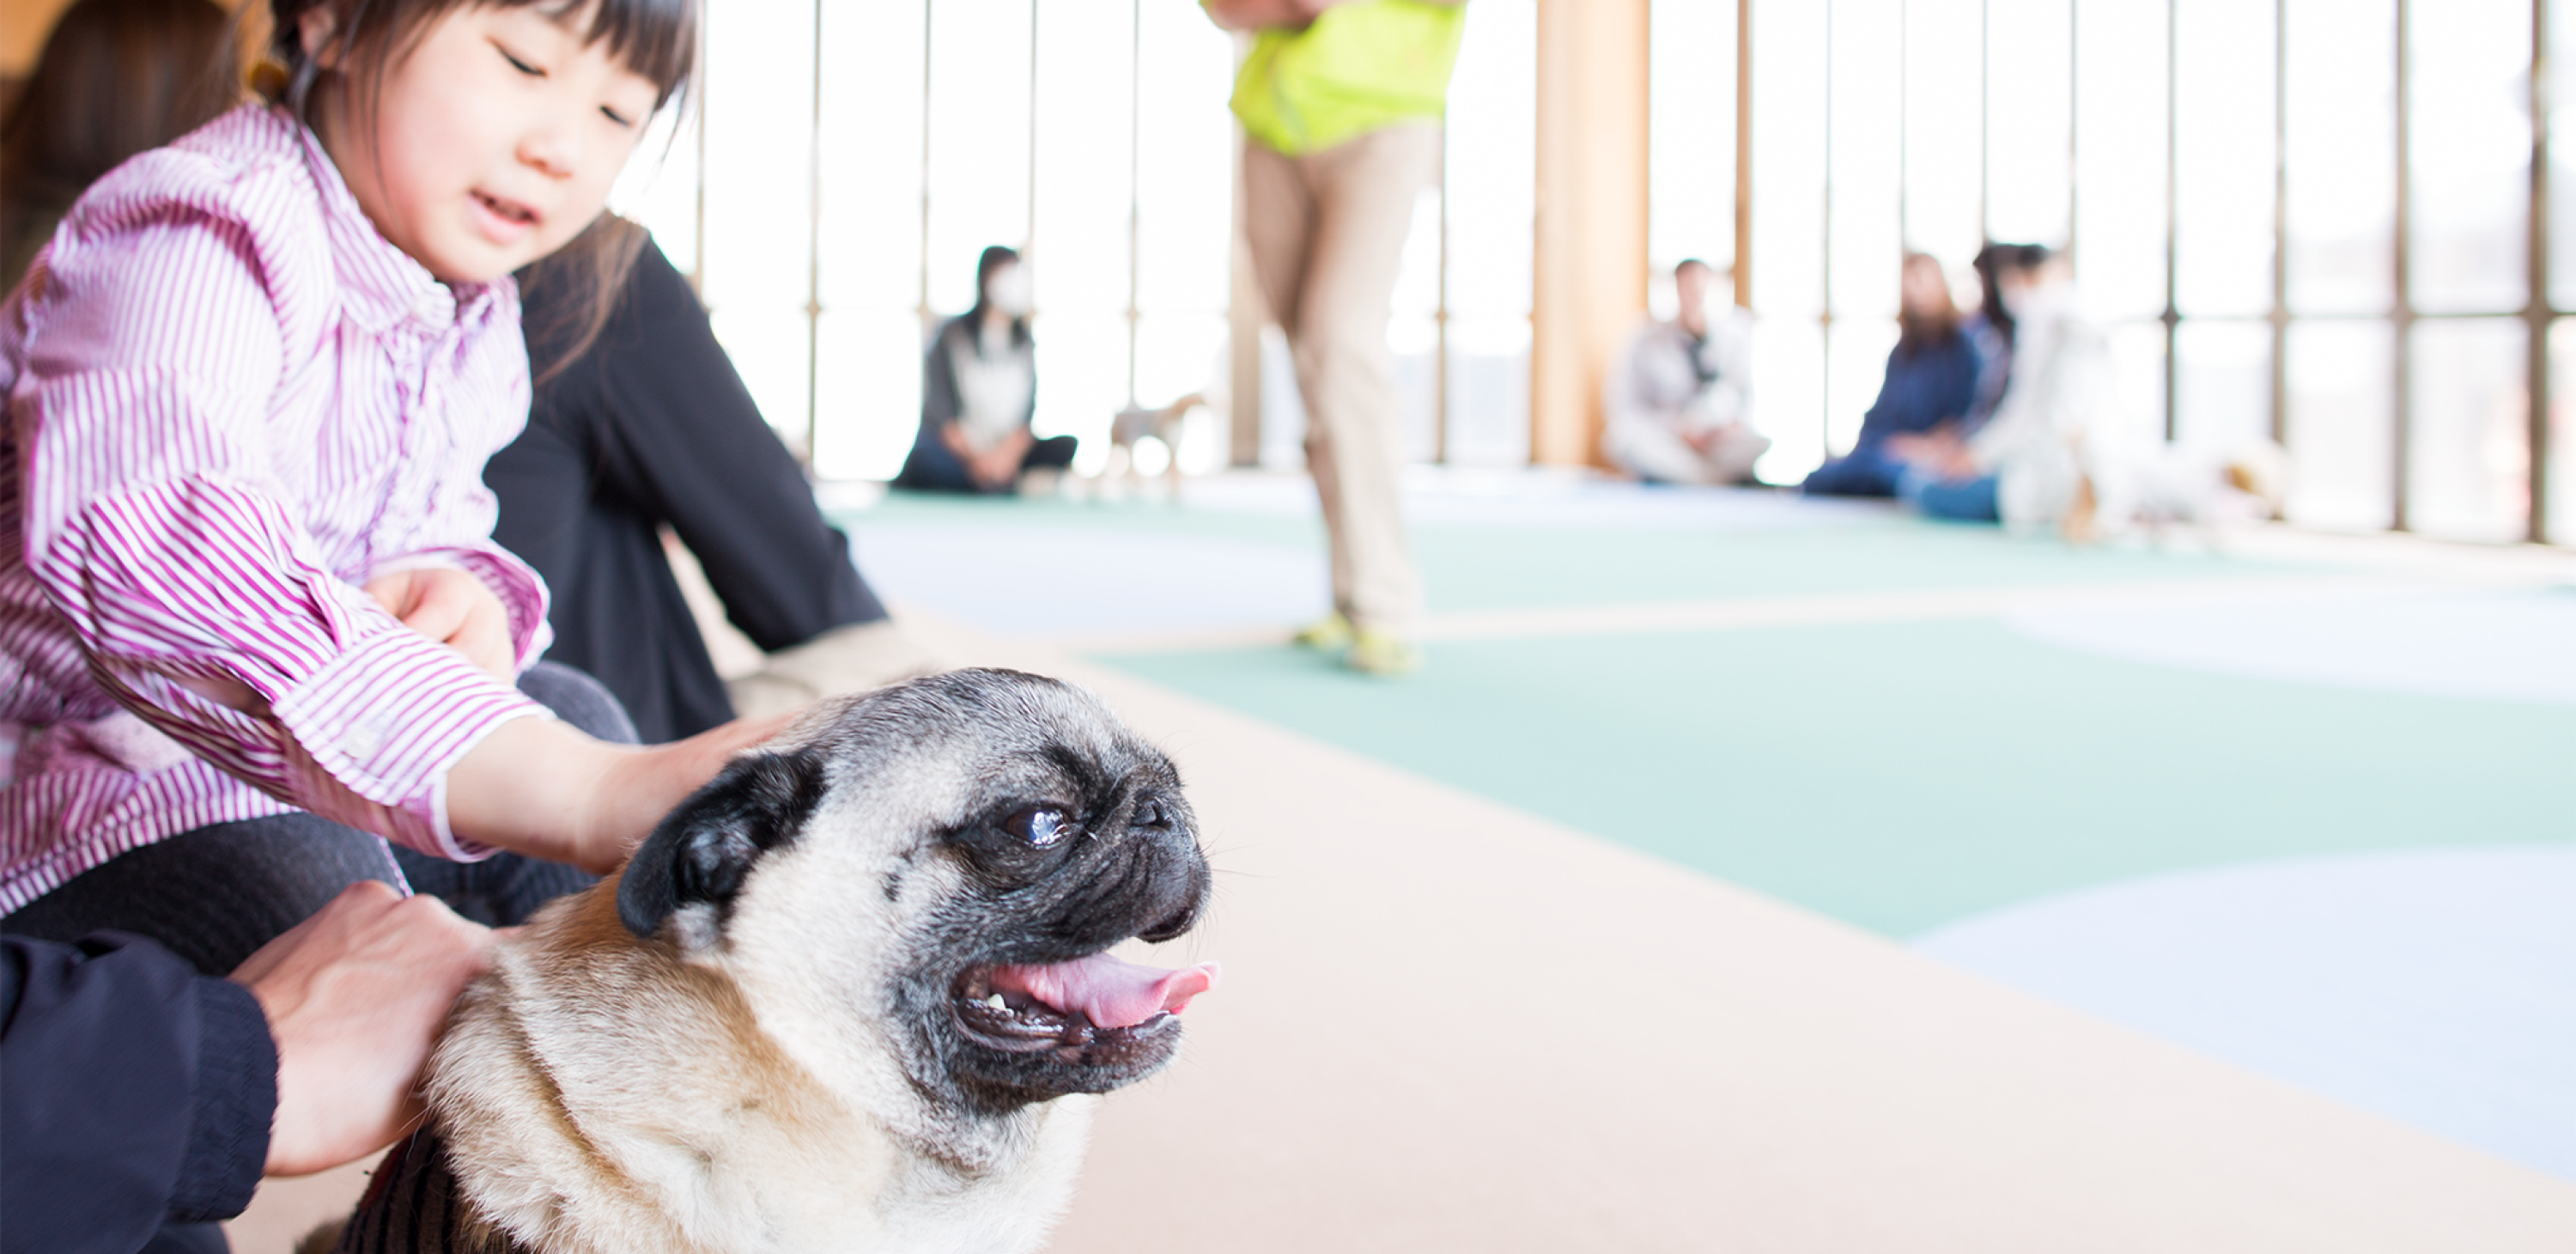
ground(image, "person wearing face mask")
xmin=895 ymin=246 xmax=1077 ymax=495
xmin=1886 ymin=243 xmax=2111 ymax=531
xmin=1602 ymin=258 xmax=1770 ymax=486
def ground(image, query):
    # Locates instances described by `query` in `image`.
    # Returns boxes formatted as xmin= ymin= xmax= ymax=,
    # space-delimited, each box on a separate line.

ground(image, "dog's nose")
xmin=1135 ymin=849 xmax=1209 ymax=943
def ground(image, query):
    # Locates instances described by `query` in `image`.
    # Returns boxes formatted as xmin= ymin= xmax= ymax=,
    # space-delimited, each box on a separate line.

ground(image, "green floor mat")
xmin=1098 ymin=619 xmax=2573 ymax=936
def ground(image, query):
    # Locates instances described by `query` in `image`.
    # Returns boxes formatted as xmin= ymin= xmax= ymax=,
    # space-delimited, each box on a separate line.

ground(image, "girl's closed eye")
xmin=494 ymin=42 xmax=545 ymax=77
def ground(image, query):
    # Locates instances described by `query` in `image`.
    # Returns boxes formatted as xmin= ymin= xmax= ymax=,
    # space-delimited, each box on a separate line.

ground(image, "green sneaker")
xmin=1291 ymin=612 xmax=1354 ymax=651
xmin=1345 ymin=627 xmax=1421 ymax=677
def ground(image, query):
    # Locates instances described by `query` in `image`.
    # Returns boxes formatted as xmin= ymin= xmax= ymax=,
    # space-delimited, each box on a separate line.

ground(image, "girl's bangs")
xmin=542 ymin=0 xmax=695 ymax=107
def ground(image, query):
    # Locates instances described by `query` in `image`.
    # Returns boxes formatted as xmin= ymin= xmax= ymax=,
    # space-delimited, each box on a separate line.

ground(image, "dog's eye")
xmin=1003 ymin=805 xmax=1071 ymax=849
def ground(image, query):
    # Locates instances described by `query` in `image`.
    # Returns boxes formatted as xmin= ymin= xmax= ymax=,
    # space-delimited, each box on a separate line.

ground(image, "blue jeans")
xmin=1801 ymin=444 xmax=1905 ymax=498
xmin=1898 ymin=466 xmax=2002 ymax=522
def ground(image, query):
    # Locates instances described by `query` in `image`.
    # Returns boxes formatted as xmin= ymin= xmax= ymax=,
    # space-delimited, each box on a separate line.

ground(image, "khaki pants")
xmin=1242 ymin=124 xmax=1440 ymax=638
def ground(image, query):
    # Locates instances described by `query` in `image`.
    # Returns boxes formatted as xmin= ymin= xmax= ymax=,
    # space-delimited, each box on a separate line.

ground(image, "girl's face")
xmin=307 ymin=2 xmax=659 ymax=284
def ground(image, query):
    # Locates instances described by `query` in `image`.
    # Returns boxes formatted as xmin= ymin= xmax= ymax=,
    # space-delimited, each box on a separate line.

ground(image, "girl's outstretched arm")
xmin=444 ymin=712 xmax=790 ymax=874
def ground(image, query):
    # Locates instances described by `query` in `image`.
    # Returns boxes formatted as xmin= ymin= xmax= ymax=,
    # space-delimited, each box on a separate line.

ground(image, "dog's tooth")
xmin=986 ymin=993 xmax=1009 ymax=1011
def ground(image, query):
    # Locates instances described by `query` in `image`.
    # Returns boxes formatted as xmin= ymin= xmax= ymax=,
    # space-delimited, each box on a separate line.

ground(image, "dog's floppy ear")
xmin=618 ymin=749 xmax=829 ymax=941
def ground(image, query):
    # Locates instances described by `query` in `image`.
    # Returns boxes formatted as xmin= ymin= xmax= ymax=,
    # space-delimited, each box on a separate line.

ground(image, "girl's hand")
xmin=365 ymin=567 xmax=516 ymax=681
xmin=445 ymin=712 xmax=796 ymax=874
xmin=233 ymin=881 xmax=495 ymax=1177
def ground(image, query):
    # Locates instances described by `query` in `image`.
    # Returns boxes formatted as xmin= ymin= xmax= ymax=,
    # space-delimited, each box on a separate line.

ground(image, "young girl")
xmin=0 ymin=0 xmax=756 ymax=975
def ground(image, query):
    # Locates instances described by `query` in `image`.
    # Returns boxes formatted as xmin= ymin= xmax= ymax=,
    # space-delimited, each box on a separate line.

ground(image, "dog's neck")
xmin=423 ymin=889 xmax=1089 ymax=1253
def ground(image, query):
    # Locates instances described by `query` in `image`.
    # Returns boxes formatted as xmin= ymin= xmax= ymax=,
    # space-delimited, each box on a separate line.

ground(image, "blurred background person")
xmin=1803 ymin=253 xmax=1982 ymax=499
xmin=490 ymin=218 xmax=941 ymax=746
xmin=0 ymin=0 xmax=233 ymax=287
xmin=1959 ymin=240 xmax=2022 ymax=431
xmin=894 ymin=245 xmax=1074 ymax=495
xmin=1603 ymin=257 xmax=1767 ymax=486
xmin=1889 ymin=245 xmax=2110 ymax=531
xmin=1206 ymin=0 xmax=1466 ymax=678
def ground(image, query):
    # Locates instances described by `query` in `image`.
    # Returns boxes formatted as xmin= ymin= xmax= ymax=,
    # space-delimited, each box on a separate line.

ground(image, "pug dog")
xmin=325 ymin=669 xmax=1218 ymax=1254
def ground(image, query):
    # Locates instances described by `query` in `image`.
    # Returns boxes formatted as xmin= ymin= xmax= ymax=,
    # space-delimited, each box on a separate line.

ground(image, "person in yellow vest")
xmin=1204 ymin=0 xmax=1465 ymax=677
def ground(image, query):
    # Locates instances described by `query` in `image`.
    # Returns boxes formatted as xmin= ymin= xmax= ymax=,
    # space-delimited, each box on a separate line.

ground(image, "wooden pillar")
xmin=1530 ymin=0 xmax=1651 ymax=468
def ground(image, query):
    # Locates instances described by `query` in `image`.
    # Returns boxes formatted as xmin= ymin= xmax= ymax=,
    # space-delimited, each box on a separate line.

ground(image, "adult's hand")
xmin=231 ymin=882 xmax=495 ymax=1177
xmin=969 ymin=429 xmax=1033 ymax=491
xmin=365 ymin=566 xmax=516 ymax=681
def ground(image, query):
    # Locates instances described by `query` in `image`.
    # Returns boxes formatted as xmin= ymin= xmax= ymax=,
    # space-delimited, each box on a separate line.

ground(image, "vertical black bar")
xmin=2164 ymin=0 xmax=2179 ymax=442
xmin=1435 ymin=122 xmax=1449 ymax=463
xmin=2271 ymin=0 xmax=2290 ymax=447
xmin=2067 ymin=0 xmax=2078 ymax=266
xmin=918 ymin=0 xmax=935 ymax=340
xmin=1823 ymin=0 xmax=1835 ymax=458
xmin=805 ymin=0 xmax=823 ymax=463
xmin=1028 ymin=0 xmax=1040 ymax=256
xmin=1127 ymin=0 xmax=1142 ymax=407
xmin=692 ymin=16 xmax=708 ymax=289
xmin=2393 ymin=0 xmax=2412 ymax=531
xmin=2529 ymin=0 xmax=2551 ymax=543
xmin=1735 ymin=0 xmax=1753 ymax=310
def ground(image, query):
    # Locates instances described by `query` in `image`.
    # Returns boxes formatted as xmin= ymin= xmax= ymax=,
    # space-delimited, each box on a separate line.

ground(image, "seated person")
xmin=0 ymin=0 xmax=234 ymax=287
xmin=1803 ymin=253 xmax=1982 ymax=498
xmin=489 ymin=218 xmax=939 ymax=746
xmin=1887 ymin=244 xmax=2111 ymax=531
xmin=894 ymin=246 xmax=1078 ymax=494
xmin=1603 ymin=258 xmax=1771 ymax=486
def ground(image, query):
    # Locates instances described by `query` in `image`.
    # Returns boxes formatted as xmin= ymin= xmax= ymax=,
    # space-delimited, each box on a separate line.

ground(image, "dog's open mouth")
xmin=952 ymin=953 xmax=1218 ymax=1063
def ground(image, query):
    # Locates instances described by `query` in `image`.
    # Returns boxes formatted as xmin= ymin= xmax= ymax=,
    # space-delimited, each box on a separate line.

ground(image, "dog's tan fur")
xmin=427 ymin=880 xmax=1092 ymax=1254
xmin=408 ymin=680 xmax=1202 ymax=1254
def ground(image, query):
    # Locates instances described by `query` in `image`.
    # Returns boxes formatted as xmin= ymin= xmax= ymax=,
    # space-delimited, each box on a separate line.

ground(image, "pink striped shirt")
xmin=0 ymin=103 xmax=555 ymax=912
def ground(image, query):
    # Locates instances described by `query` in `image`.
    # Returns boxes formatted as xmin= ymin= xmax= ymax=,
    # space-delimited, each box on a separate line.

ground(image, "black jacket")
xmin=488 ymin=238 xmax=887 ymax=744
xmin=0 ymin=934 xmax=274 ymax=1254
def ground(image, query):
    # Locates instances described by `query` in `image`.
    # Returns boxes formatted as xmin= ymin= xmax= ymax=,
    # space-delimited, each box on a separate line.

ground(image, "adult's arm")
xmin=0 ymin=934 xmax=274 ymax=1254
xmin=527 ymin=240 xmax=884 ymax=653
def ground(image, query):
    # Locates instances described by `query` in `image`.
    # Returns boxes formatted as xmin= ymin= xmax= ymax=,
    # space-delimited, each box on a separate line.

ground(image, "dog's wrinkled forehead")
xmin=782 ymin=670 xmax=1172 ymax=825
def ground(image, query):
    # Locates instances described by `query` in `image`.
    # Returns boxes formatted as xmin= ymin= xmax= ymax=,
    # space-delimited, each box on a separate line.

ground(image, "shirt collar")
xmin=289 ymin=108 xmax=499 ymax=334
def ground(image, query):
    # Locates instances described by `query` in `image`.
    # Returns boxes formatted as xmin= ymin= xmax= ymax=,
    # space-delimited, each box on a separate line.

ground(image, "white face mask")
xmin=986 ymin=265 xmax=1031 ymax=317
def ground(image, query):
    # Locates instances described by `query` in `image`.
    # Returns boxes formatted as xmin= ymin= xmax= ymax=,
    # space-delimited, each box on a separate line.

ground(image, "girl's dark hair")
xmin=258 ymin=0 xmax=699 ymax=377
xmin=1894 ymin=252 xmax=1960 ymax=355
xmin=964 ymin=244 xmax=1030 ymax=351
xmin=1971 ymin=241 xmax=2047 ymax=347
xmin=1 ymin=0 xmax=237 ymax=285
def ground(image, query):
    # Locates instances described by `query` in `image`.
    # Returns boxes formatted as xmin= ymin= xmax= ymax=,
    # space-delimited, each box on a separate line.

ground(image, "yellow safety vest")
xmin=1222 ymin=0 xmax=1467 ymax=156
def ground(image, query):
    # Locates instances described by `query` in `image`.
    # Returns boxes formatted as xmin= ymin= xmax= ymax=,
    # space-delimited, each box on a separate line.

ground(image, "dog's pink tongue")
xmin=991 ymin=953 xmax=1219 ymax=1030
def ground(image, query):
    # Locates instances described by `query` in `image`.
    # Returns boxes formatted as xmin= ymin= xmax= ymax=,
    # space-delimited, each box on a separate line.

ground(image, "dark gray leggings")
xmin=0 ymin=662 xmax=635 ymax=977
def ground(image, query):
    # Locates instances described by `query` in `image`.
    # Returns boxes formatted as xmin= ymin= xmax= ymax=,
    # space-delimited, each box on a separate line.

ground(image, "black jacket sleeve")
xmin=518 ymin=239 xmax=887 ymax=654
xmin=0 ymin=934 xmax=276 ymax=1254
